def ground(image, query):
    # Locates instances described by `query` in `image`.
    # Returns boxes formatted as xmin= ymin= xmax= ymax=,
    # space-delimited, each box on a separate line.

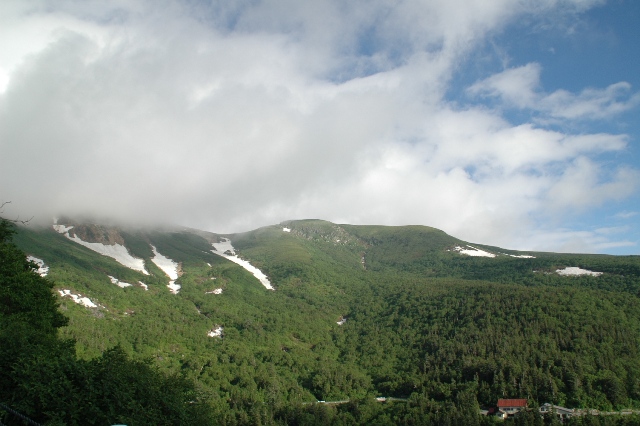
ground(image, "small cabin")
xmin=496 ymin=399 xmax=527 ymax=418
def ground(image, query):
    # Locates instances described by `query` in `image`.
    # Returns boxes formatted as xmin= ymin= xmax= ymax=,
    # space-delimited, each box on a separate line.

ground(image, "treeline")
xmin=360 ymin=250 xmax=640 ymax=296
xmin=335 ymin=276 xmax=640 ymax=411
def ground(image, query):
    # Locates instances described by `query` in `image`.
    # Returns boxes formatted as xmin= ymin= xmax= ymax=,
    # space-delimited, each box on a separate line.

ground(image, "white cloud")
xmin=467 ymin=63 xmax=542 ymax=108
xmin=546 ymin=157 xmax=639 ymax=211
xmin=469 ymin=63 xmax=640 ymax=120
xmin=615 ymin=211 xmax=638 ymax=219
xmin=511 ymin=227 xmax=636 ymax=254
xmin=0 ymin=0 xmax=637 ymax=254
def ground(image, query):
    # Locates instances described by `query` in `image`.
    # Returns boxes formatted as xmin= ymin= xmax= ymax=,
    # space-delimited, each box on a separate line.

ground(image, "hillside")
xmin=5 ymin=218 xmax=640 ymax=425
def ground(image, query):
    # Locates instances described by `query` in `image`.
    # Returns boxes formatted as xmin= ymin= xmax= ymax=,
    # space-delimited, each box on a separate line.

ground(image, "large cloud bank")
xmin=1 ymin=0 xmax=638 ymax=253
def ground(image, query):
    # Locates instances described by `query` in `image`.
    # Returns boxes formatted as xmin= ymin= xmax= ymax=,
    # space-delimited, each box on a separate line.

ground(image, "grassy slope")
xmin=13 ymin=222 xmax=362 ymax=403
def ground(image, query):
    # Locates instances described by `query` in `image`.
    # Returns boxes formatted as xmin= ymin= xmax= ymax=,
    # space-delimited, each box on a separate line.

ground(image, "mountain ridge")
xmin=6 ymin=216 xmax=640 ymax=424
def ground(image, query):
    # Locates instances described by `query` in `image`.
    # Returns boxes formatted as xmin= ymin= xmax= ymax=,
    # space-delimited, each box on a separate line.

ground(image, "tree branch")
xmin=0 ymin=201 xmax=33 ymax=225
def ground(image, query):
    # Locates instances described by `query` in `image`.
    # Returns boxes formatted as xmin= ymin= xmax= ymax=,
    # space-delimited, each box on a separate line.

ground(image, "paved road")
xmin=307 ymin=397 xmax=409 ymax=405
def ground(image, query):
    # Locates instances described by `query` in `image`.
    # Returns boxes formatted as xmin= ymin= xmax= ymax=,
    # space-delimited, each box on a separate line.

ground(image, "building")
xmin=496 ymin=399 xmax=528 ymax=418
xmin=539 ymin=403 xmax=574 ymax=420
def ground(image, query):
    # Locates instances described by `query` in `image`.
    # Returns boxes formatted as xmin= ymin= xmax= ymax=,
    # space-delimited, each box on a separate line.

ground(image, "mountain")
xmin=7 ymin=218 xmax=640 ymax=425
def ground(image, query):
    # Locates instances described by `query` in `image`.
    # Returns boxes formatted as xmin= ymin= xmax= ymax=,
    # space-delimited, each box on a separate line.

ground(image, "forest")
xmin=3 ymin=218 xmax=640 ymax=425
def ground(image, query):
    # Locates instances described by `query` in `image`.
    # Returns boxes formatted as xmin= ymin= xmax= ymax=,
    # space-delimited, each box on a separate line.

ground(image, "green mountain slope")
xmin=7 ymin=218 xmax=640 ymax=424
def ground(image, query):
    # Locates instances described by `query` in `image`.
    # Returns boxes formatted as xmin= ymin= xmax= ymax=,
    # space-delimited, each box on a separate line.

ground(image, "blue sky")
xmin=449 ymin=0 xmax=640 ymax=253
xmin=1 ymin=0 xmax=638 ymax=254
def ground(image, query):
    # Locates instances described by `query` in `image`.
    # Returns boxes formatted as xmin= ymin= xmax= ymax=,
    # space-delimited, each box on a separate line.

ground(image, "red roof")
xmin=497 ymin=399 xmax=527 ymax=408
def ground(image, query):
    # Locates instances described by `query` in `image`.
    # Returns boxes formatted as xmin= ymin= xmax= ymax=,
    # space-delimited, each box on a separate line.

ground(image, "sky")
xmin=1 ymin=0 xmax=639 ymax=254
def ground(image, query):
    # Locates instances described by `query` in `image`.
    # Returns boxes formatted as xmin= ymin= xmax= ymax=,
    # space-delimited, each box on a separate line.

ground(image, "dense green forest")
xmin=0 ymin=219 xmax=214 ymax=425
xmin=3 ymin=218 xmax=640 ymax=425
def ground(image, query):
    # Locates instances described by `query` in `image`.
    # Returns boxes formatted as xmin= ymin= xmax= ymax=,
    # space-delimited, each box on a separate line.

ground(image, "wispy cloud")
xmin=468 ymin=63 xmax=640 ymax=120
xmin=507 ymin=227 xmax=636 ymax=254
xmin=615 ymin=211 xmax=638 ymax=219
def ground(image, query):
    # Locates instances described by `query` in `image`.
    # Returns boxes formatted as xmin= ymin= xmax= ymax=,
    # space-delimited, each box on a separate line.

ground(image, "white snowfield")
xmin=138 ymin=281 xmax=149 ymax=291
xmin=58 ymin=289 xmax=98 ymax=308
xmin=166 ymin=282 xmax=181 ymax=294
xmin=211 ymin=238 xmax=274 ymax=290
xmin=504 ymin=253 xmax=536 ymax=259
xmin=556 ymin=267 xmax=603 ymax=277
xmin=451 ymin=245 xmax=496 ymax=258
xmin=206 ymin=288 xmax=223 ymax=295
xmin=53 ymin=225 xmax=149 ymax=275
xmin=52 ymin=224 xmax=73 ymax=234
xmin=108 ymin=275 xmax=132 ymax=288
xmin=27 ymin=256 xmax=49 ymax=276
xmin=150 ymin=245 xmax=179 ymax=280
xmin=208 ymin=326 xmax=224 ymax=338
xmin=150 ymin=245 xmax=181 ymax=294
xmin=283 ymin=227 xmax=291 ymax=232
xmin=212 ymin=238 xmax=237 ymax=255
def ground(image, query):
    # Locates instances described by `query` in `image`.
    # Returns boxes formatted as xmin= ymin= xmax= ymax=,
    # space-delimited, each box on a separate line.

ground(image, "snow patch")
xmin=504 ymin=253 xmax=536 ymax=258
xmin=138 ymin=281 xmax=148 ymax=291
xmin=150 ymin=245 xmax=181 ymax=294
xmin=212 ymin=238 xmax=236 ymax=255
xmin=167 ymin=282 xmax=181 ymax=294
xmin=211 ymin=238 xmax=274 ymax=290
xmin=58 ymin=289 xmax=98 ymax=308
xmin=208 ymin=326 xmax=223 ymax=338
xmin=27 ymin=256 xmax=49 ymax=276
xmin=150 ymin=246 xmax=179 ymax=280
xmin=451 ymin=245 xmax=496 ymax=258
xmin=207 ymin=262 xmax=211 ymax=267
xmin=108 ymin=275 xmax=132 ymax=288
xmin=283 ymin=227 xmax=291 ymax=232
xmin=556 ymin=267 xmax=603 ymax=277
xmin=206 ymin=288 xmax=223 ymax=295
xmin=53 ymin=225 xmax=149 ymax=275
xmin=53 ymin=224 xmax=73 ymax=234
